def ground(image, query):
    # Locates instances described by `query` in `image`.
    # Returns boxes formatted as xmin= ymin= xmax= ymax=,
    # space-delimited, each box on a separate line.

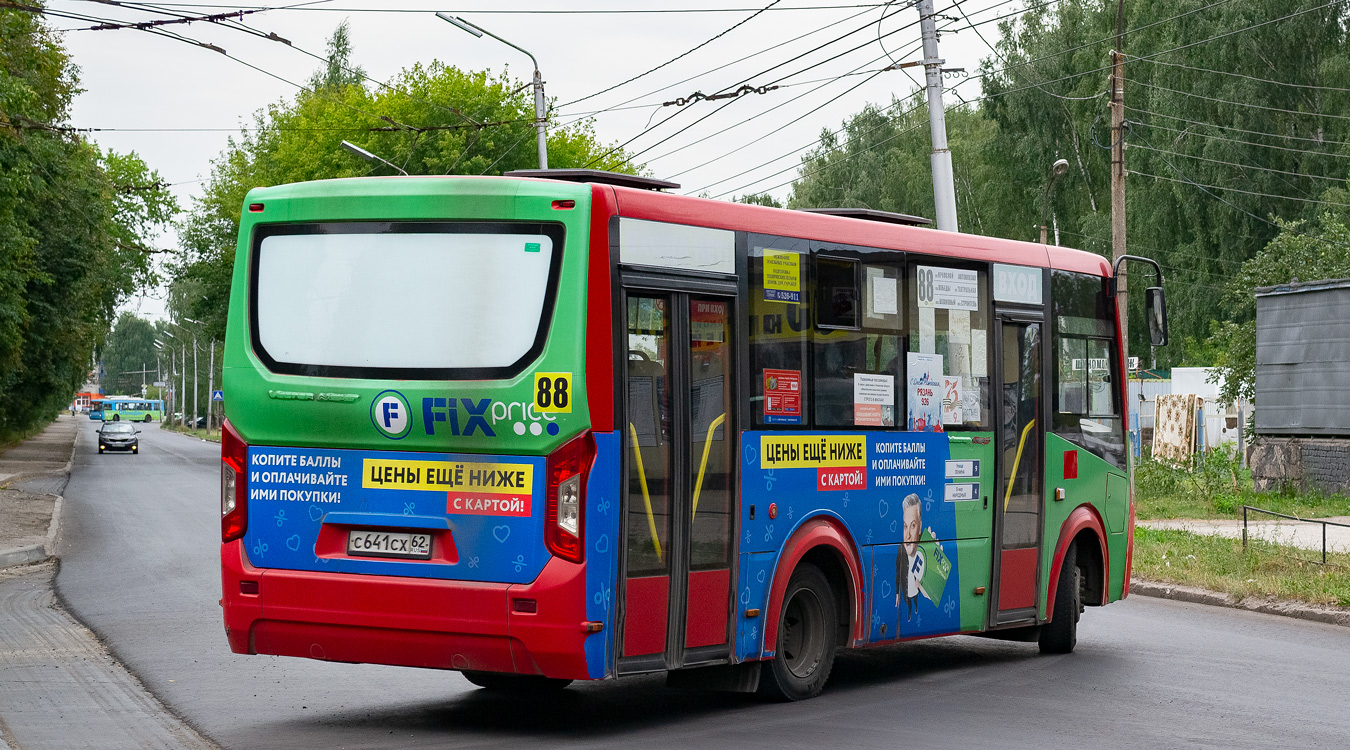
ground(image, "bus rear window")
xmin=250 ymin=222 xmax=563 ymax=379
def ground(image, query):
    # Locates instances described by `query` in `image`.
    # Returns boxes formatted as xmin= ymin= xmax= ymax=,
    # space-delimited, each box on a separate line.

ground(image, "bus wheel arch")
xmin=762 ymin=517 xmax=864 ymax=657
xmin=1046 ymin=505 xmax=1108 ymax=615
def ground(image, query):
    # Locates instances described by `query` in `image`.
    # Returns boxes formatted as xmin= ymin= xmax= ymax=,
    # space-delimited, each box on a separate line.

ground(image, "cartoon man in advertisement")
xmin=896 ymin=493 xmax=927 ymax=621
xmin=895 ymin=491 xmax=955 ymax=624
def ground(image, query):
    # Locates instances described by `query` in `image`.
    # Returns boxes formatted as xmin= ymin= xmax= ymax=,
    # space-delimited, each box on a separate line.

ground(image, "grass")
xmin=1132 ymin=446 xmax=1350 ymax=608
xmin=1134 ymin=444 xmax=1350 ymax=521
xmin=161 ymin=422 xmax=221 ymax=443
xmin=1134 ymin=527 xmax=1350 ymax=608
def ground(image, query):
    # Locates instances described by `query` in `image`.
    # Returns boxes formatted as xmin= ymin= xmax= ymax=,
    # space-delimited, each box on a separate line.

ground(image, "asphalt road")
xmin=55 ymin=423 xmax=1350 ymax=749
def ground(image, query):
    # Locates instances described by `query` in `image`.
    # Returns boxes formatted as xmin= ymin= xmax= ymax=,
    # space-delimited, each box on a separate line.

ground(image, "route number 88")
xmin=533 ymin=372 xmax=573 ymax=413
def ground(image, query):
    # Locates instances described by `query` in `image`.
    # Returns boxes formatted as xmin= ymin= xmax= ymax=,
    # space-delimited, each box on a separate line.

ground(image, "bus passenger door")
xmin=991 ymin=315 xmax=1045 ymax=626
xmin=619 ymin=288 xmax=737 ymax=671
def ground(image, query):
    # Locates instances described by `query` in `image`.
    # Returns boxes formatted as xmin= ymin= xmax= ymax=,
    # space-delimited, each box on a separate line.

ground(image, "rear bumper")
xmin=221 ymin=540 xmax=596 ymax=680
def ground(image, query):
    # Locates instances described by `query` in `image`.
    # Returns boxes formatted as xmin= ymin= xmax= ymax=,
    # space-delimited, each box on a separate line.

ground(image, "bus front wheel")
xmin=460 ymin=671 xmax=572 ymax=692
xmin=759 ymin=563 xmax=837 ymax=701
xmin=1039 ymin=543 xmax=1081 ymax=654
xmin=112 ymin=414 xmax=119 ymax=422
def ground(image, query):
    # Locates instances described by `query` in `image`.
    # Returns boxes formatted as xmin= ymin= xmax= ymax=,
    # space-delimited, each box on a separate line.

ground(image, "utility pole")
xmin=207 ymin=341 xmax=215 ymax=435
xmin=1111 ymin=0 xmax=1128 ymax=353
xmin=193 ymin=341 xmax=199 ymax=433
xmin=180 ymin=345 xmax=187 ymax=429
xmin=917 ymin=0 xmax=959 ymax=232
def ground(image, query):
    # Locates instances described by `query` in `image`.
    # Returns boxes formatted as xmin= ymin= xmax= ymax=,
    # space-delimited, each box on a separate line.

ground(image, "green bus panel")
xmin=1039 ymin=433 xmax=1128 ymax=619
xmin=948 ymin=433 xmax=995 ymax=632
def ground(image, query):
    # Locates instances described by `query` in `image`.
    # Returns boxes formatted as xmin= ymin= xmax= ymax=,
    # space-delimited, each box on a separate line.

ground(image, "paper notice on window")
xmin=762 ymin=250 xmax=801 ymax=303
xmin=941 ymin=376 xmax=963 ymax=424
xmin=970 ymin=329 xmax=987 ymax=377
xmin=907 ymin=352 xmax=943 ymax=432
xmin=870 ymin=275 xmax=898 ymax=316
xmin=960 ymin=376 xmax=982 ymax=422
xmin=853 ymin=373 xmax=895 ymax=426
xmin=949 ymin=310 xmax=971 ymax=344
xmin=948 ymin=343 xmax=969 ymax=380
xmin=919 ymin=306 xmax=936 ymax=354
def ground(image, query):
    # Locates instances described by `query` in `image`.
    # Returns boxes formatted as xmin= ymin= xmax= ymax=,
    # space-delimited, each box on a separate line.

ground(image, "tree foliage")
xmin=100 ymin=313 xmax=162 ymax=397
xmin=0 ymin=6 xmax=176 ymax=440
xmin=172 ymin=24 xmax=640 ymax=341
xmin=787 ymin=0 xmax=1350 ymax=366
xmin=1209 ymin=211 xmax=1350 ymax=404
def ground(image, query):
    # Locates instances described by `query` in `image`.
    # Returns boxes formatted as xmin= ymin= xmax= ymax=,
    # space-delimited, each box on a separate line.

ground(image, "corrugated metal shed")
xmin=1255 ymin=278 xmax=1350 ymax=436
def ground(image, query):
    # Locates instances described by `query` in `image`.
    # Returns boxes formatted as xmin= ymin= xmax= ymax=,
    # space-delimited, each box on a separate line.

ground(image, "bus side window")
xmin=813 ymin=253 xmax=904 ymax=428
xmin=1050 ymin=271 xmax=1126 ymax=469
xmin=748 ymin=236 xmax=811 ymax=428
xmin=907 ymin=262 xmax=991 ymax=430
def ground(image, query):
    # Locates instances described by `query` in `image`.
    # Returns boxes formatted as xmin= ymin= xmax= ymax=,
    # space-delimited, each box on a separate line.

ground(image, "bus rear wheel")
xmin=460 ymin=671 xmax=572 ymax=692
xmin=759 ymin=563 xmax=837 ymax=701
xmin=1039 ymin=543 xmax=1081 ymax=654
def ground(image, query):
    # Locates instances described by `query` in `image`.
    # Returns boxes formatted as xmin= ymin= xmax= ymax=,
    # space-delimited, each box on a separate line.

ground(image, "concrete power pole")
xmin=917 ymin=0 xmax=959 ymax=232
xmin=207 ymin=341 xmax=215 ymax=435
xmin=1111 ymin=0 xmax=1128 ymax=353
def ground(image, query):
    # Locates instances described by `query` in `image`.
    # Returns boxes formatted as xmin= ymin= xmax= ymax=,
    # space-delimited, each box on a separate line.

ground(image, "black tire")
xmin=112 ymin=414 xmax=119 ymax=422
xmin=460 ymin=671 xmax=572 ymax=692
xmin=759 ymin=563 xmax=838 ymax=701
xmin=1039 ymin=543 xmax=1081 ymax=654
xmin=98 ymin=448 xmax=104 ymax=454
xmin=144 ymin=414 xmax=152 ymax=423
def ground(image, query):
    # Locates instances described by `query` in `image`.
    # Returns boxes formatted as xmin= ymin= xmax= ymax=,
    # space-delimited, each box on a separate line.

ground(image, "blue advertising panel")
xmin=242 ymin=445 xmax=547 ymax=584
xmin=736 ymin=430 xmax=964 ymax=659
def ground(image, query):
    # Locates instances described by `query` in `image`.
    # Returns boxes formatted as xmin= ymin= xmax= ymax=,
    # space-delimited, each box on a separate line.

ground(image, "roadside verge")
xmin=1131 ymin=579 xmax=1350 ymax=627
xmin=0 ymin=416 xmax=78 ymax=571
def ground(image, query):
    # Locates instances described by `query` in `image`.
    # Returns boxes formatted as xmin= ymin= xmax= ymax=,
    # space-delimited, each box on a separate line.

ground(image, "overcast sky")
xmin=44 ymin=0 xmax=1016 ymax=319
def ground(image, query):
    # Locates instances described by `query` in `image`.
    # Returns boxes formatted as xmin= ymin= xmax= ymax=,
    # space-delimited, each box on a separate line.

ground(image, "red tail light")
xmin=221 ymin=419 xmax=249 ymax=542
xmin=544 ymin=431 xmax=594 ymax=563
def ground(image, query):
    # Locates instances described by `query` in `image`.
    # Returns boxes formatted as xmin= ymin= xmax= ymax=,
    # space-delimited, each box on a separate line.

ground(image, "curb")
xmin=0 ymin=420 xmax=75 ymax=571
xmin=1131 ymin=579 xmax=1350 ymax=628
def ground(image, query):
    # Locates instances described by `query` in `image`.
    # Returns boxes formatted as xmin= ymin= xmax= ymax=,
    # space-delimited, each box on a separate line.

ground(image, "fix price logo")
xmin=370 ymin=390 xmax=412 ymax=439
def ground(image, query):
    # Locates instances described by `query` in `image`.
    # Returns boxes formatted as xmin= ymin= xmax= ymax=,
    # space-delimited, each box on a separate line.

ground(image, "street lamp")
xmin=438 ymin=12 xmax=548 ymax=169
xmin=340 ymin=140 xmax=409 ymax=176
xmin=1040 ymin=158 xmax=1070 ymax=245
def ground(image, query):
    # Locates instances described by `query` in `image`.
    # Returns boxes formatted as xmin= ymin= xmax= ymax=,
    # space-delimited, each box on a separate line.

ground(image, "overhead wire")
xmin=696 ymin=0 xmax=1335 ymax=199
xmin=1131 ymin=143 xmax=1349 ymax=184
xmin=559 ymin=0 xmax=786 ymax=109
xmin=1125 ymin=106 xmax=1350 ymax=148
xmin=1130 ymin=56 xmax=1350 ymax=95
xmin=1128 ymin=118 xmax=1350 ymax=160
xmin=81 ymin=2 xmax=898 ymax=14
xmin=1129 ymin=78 xmax=1350 ymax=123
xmin=583 ymin=0 xmax=974 ymax=169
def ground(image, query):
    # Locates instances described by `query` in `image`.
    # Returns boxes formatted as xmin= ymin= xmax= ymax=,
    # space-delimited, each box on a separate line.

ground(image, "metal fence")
xmin=1242 ymin=505 xmax=1350 ymax=565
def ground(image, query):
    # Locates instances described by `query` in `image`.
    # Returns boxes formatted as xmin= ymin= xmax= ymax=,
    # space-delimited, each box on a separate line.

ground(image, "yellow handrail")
xmin=628 ymin=422 xmax=662 ymax=563
xmin=1004 ymin=419 xmax=1037 ymax=511
xmin=691 ymin=413 xmax=727 ymax=519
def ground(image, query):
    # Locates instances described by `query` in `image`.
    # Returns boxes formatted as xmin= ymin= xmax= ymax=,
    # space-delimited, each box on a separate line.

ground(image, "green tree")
xmin=100 ymin=313 xmax=161 ymax=396
xmin=0 ymin=5 xmax=176 ymax=440
xmin=1209 ymin=209 xmax=1350 ymax=404
xmin=172 ymin=23 xmax=640 ymax=341
xmin=786 ymin=1 xmax=1350 ymax=366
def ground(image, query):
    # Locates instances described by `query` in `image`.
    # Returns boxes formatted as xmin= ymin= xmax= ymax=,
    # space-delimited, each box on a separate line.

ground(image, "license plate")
xmin=347 ymin=530 xmax=432 ymax=560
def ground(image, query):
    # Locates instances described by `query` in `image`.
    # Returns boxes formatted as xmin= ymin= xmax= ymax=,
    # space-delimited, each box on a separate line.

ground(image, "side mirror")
xmin=1146 ymin=286 xmax=1169 ymax=347
xmin=135 ymin=430 xmax=142 ymax=434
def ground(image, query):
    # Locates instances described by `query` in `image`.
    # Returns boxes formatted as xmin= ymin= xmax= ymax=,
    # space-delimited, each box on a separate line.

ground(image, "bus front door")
xmin=991 ymin=315 xmax=1046 ymax=627
xmin=619 ymin=289 xmax=737 ymax=671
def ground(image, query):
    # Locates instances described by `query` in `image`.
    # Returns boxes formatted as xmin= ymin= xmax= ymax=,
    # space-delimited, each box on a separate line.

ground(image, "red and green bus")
xmin=220 ymin=170 xmax=1167 ymax=699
